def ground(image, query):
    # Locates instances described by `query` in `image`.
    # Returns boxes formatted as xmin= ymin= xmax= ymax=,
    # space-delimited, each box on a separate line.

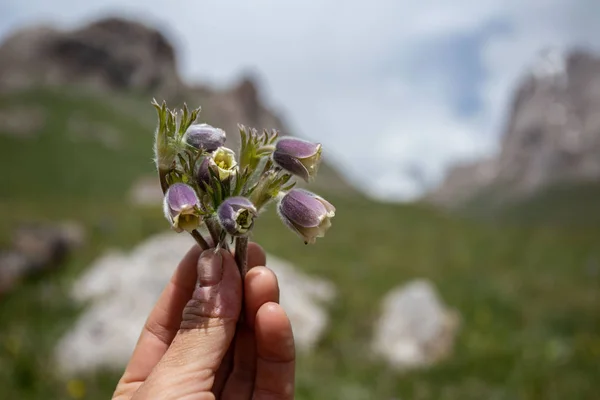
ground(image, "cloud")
xmin=2 ymin=0 xmax=599 ymax=200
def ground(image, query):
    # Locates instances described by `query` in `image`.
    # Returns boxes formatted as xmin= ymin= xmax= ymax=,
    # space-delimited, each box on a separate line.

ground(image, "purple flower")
xmin=278 ymin=189 xmax=335 ymax=244
xmin=217 ymin=197 xmax=258 ymax=236
xmin=163 ymin=183 xmax=201 ymax=232
xmin=196 ymin=157 xmax=212 ymax=187
xmin=183 ymin=123 xmax=226 ymax=152
xmin=272 ymin=138 xmax=322 ymax=182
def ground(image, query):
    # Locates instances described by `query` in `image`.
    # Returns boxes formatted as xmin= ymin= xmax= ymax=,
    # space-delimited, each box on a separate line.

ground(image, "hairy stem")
xmin=235 ymin=236 xmax=249 ymax=324
xmin=190 ymin=229 xmax=210 ymax=250
xmin=235 ymin=236 xmax=249 ymax=277
xmin=205 ymin=218 xmax=221 ymax=247
xmin=158 ymin=167 xmax=169 ymax=194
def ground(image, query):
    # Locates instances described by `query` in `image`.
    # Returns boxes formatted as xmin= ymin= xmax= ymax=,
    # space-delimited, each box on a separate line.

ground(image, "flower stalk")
xmin=234 ymin=236 xmax=249 ymax=278
xmin=205 ymin=218 xmax=222 ymax=247
xmin=158 ymin=167 xmax=170 ymax=194
xmin=190 ymin=229 xmax=210 ymax=250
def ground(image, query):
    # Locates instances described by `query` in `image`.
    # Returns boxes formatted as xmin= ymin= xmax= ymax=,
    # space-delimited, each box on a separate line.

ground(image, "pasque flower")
xmin=278 ymin=189 xmax=335 ymax=244
xmin=183 ymin=123 xmax=226 ymax=152
xmin=217 ymin=197 xmax=258 ymax=236
xmin=210 ymin=147 xmax=238 ymax=180
xmin=196 ymin=157 xmax=212 ymax=187
xmin=272 ymin=138 xmax=322 ymax=182
xmin=153 ymin=102 xmax=335 ymax=286
xmin=163 ymin=183 xmax=202 ymax=232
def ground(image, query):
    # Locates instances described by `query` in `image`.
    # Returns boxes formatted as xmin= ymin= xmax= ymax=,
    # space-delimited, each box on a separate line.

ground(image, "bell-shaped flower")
xmin=210 ymin=147 xmax=238 ymax=180
xmin=163 ymin=183 xmax=202 ymax=232
xmin=196 ymin=157 xmax=212 ymax=188
xmin=272 ymin=138 xmax=322 ymax=182
xmin=278 ymin=189 xmax=335 ymax=244
xmin=183 ymin=123 xmax=226 ymax=152
xmin=217 ymin=197 xmax=258 ymax=236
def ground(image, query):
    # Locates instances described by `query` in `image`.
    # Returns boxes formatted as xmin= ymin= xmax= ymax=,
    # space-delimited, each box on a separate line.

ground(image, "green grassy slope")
xmin=1 ymin=89 xmax=599 ymax=400
xmin=458 ymin=181 xmax=600 ymax=228
xmin=499 ymin=182 xmax=600 ymax=227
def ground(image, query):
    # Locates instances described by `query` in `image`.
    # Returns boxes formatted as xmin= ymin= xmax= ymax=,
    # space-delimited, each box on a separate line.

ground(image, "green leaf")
xmin=177 ymin=153 xmax=188 ymax=171
xmin=239 ymin=126 xmax=247 ymax=148
xmin=223 ymin=175 xmax=231 ymax=197
xmin=190 ymin=107 xmax=200 ymax=124
xmin=207 ymin=167 xmax=224 ymax=205
xmin=279 ymin=173 xmax=292 ymax=185
xmin=166 ymin=111 xmax=175 ymax=139
xmin=234 ymin=167 xmax=250 ymax=196
xmin=179 ymin=103 xmax=189 ymax=136
xmin=281 ymin=182 xmax=297 ymax=191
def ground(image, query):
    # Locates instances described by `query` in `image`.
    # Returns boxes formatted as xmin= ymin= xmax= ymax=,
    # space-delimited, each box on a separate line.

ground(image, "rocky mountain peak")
xmin=0 ymin=17 xmax=181 ymax=94
xmin=0 ymin=17 xmax=355 ymax=195
xmin=428 ymin=49 xmax=600 ymax=206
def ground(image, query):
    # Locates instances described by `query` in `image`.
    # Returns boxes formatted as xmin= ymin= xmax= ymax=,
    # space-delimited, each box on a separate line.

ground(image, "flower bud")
xmin=183 ymin=123 xmax=226 ymax=152
xmin=210 ymin=147 xmax=238 ymax=180
xmin=163 ymin=183 xmax=202 ymax=232
xmin=196 ymin=157 xmax=212 ymax=187
xmin=272 ymin=138 xmax=322 ymax=182
xmin=153 ymin=101 xmax=177 ymax=173
xmin=278 ymin=189 xmax=335 ymax=244
xmin=217 ymin=197 xmax=258 ymax=236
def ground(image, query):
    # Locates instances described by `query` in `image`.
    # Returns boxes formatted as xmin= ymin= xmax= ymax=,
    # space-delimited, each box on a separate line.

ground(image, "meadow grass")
xmin=0 ymin=89 xmax=599 ymax=399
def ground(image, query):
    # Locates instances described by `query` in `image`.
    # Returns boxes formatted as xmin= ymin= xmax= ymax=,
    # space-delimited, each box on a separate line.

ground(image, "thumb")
xmin=133 ymin=248 xmax=242 ymax=400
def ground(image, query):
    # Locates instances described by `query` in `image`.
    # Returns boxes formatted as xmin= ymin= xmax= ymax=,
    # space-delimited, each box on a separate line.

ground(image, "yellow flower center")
xmin=211 ymin=147 xmax=238 ymax=180
xmin=213 ymin=148 xmax=235 ymax=170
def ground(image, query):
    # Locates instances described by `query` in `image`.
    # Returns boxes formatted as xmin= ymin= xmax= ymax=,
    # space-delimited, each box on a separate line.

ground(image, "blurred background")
xmin=1 ymin=1 xmax=599 ymax=399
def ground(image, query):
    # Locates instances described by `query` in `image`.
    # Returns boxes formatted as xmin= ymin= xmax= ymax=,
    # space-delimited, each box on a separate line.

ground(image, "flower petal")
xmin=166 ymin=183 xmax=200 ymax=214
xmin=273 ymin=152 xmax=310 ymax=181
xmin=196 ymin=157 xmax=212 ymax=187
xmin=184 ymin=124 xmax=226 ymax=152
xmin=275 ymin=138 xmax=321 ymax=159
xmin=315 ymin=195 xmax=336 ymax=216
xmin=217 ymin=197 xmax=257 ymax=236
xmin=279 ymin=189 xmax=326 ymax=228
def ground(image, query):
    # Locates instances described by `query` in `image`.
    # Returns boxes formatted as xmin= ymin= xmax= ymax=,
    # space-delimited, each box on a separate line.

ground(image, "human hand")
xmin=112 ymin=243 xmax=295 ymax=400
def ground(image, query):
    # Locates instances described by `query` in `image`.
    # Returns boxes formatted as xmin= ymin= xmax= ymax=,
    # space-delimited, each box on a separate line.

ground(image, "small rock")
xmin=0 ymin=251 xmax=32 ymax=295
xmin=0 ymin=106 xmax=46 ymax=138
xmin=56 ymin=232 xmax=335 ymax=374
xmin=371 ymin=279 xmax=459 ymax=370
xmin=12 ymin=221 xmax=85 ymax=271
xmin=267 ymin=254 xmax=335 ymax=351
xmin=0 ymin=221 xmax=85 ymax=296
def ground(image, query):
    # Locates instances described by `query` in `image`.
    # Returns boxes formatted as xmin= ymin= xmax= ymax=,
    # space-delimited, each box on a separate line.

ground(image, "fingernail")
xmin=197 ymin=250 xmax=223 ymax=287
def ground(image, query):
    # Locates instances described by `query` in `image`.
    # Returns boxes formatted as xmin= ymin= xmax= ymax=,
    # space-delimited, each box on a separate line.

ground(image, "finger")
xmin=245 ymin=266 xmax=279 ymax=327
xmin=113 ymin=245 xmax=201 ymax=400
xmin=210 ymin=343 xmax=234 ymax=398
xmin=247 ymin=242 xmax=267 ymax=272
xmin=219 ymin=326 xmax=255 ymax=399
xmin=221 ymin=267 xmax=280 ymax=399
xmin=133 ymin=248 xmax=242 ymax=400
xmin=253 ymin=303 xmax=295 ymax=400
xmin=211 ymin=242 xmax=267 ymax=397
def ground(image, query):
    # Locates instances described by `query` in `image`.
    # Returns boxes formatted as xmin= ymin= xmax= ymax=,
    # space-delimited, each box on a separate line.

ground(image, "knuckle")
xmin=179 ymin=298 xmax=237 ymax=330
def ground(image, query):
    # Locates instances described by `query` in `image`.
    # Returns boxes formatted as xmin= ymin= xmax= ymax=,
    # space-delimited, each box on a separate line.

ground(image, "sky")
xmin=1 ymin=0 xmax=599 ymax=200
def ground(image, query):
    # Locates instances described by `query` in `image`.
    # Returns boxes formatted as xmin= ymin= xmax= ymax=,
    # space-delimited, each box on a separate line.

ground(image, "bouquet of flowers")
xmin=153 ymin=100 xmax=335 ymax=278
